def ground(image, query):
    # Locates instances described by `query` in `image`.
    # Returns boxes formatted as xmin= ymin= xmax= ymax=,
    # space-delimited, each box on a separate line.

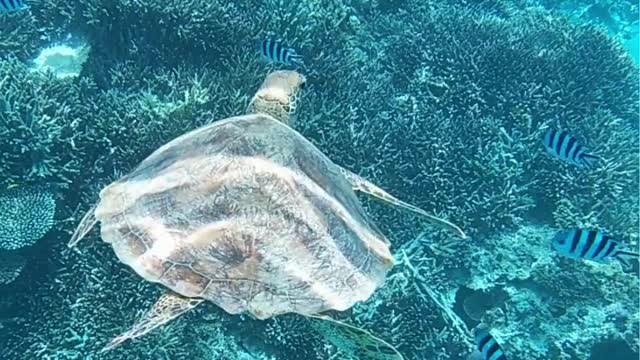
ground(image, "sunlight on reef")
xmin=30 ymin=40 xmax=90 ymax=79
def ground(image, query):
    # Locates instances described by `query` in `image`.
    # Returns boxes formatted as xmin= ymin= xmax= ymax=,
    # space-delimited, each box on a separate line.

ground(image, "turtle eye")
xmin=299 ymin=80 xmax=306 ymax=90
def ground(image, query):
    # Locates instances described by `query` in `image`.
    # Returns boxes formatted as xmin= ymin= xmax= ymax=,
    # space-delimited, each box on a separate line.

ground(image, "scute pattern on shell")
xmin=94 ymin=114 xmax=394 ymax=319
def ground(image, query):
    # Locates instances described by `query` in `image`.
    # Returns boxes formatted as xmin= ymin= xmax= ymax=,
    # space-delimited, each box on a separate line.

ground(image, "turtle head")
xmin=247 ymin=70 xmax=306 ymax=127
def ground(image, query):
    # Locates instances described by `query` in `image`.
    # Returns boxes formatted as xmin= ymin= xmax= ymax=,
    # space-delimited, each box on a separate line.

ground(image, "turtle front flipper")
xmin=101 ymin=291 xmax=203 ymax=352
xmin=307 ymin=314 xmax=404 ymax=360
xmin=68 ymin=204 xmax=98 ymax=248
xmin=339 ymin=167 xmax=466 ymax=239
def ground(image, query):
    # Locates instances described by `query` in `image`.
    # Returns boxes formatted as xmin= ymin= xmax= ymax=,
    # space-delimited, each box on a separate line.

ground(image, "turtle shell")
xmin=94 ymin=114 xmax=394 ymax=319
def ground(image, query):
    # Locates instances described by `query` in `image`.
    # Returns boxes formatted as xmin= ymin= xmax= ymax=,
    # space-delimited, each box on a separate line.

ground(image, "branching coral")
xmin=465 ymin=224 xmax=639 ymax=359
xmin=358 ymin=4 xmax=639 ymax=239
xmin=0 ymin=1 xmax=637 ymax=360
xmin=0 ymin=9 xmax=46 ymax=61
xmin=0 ymin=251 xmax=26 ymax=285
xmin=0 ymin=58 xmax=97 ymax=186
xmin=536 ymin=108 xmax=640 ymax=242
xmin=306 ymin=1 xmax=638 ymax=239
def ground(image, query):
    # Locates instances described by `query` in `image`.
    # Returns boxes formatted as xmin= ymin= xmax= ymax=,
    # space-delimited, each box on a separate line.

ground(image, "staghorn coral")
xmin=464 ymin=224 xmax=639 ymax=359
xmin=74 ymin=0 xmax=355 ymax=88
xmin=536 ymin=108 xmax=640 ymax=243
xmin=537 ymin=0 xmax=639 ymax=39
xmin=0 ymin=251 xmax=26 ymax=285
xmin=0 ymin=57 xmax=240 ymax=204
xmin=350 ymin=3 xmax=639 ymax=239
xmin=1 ymin=235 xmax=193 ymax=359
xmin=348 ymin=224 xmax=475 ymax=360
xmin=0 ymin=9 xmax=45 ymax=61
xmin=0 ymin=57 xmax=98 ymax=187
xmin=0 ymin=0 xmax=637 ymax=359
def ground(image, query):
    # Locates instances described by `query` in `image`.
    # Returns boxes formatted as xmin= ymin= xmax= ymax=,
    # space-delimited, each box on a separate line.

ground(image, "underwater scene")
xmin=0 ymin=0 xmax=638 ymax=359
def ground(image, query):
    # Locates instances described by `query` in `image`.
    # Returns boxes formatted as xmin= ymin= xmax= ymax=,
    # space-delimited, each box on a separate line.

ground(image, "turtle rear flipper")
xmin=68 ymin=204 xmax=98 ymax=248
xmin=340 ymin=167 xmax=466 ymax=239
xmin=307 ymin=314 xmax=403 ymax=360
xmin=101 ymin=292 xmax=203 ymax=352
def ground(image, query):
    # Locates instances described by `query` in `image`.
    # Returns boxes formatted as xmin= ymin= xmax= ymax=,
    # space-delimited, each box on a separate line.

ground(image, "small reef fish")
xmin=552 ymin=228 xmax=639 ymax=268
xmin=468 ymin=323 xmax=507 ymax=360
xmin=542 ymin=128 xmax=600 ymax=168
xmin=0 ymin=0 xmax=27 ymax=12
xmin=258 ymin=39 xmax=304 ymax=67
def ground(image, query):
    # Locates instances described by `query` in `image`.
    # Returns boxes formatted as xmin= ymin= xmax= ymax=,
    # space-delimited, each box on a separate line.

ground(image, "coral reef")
xmin=461 ymin=224 xmax=639 ymax=359
xmin=537 ymin=0 xmax=639 ymax=38
xmin=0 ymin=10 xmax=46 ymax=61
xmin=0 ymin=252 xmax=26 ymax=285
xmin=0 ymin=0 xmax=637 ymax=359
xmin=0 ymin=58 xmax=97 ymax=186
xmin=353 ymin=3 xmax=638 ymax=239
xmin=0 ymin=186 xmax=56 ymax=250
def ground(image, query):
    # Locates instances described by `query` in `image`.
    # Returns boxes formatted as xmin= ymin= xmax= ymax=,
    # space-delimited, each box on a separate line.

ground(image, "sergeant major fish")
xmin=552 ymin=228 xmax=639 ymax=268
xmin=0 ymin=0 xmax=27 ymax=12
xmin=468 ymin=323 xmax=507 ymax=360
xmin=542 ymin=128 xmax=600 ymax=168
xmin=258 ymin=39 xmax=304 ymax=67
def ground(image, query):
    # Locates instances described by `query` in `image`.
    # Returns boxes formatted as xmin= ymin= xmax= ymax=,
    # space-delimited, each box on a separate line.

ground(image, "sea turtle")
xmin=69 ymin=70 xmax=466 ymax=359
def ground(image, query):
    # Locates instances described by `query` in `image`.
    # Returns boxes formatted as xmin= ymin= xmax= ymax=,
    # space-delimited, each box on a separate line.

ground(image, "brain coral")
xmin=0 ymin=186 xmax=56 ymax=250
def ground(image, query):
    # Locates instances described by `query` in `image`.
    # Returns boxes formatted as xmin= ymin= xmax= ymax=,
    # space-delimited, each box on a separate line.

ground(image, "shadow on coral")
xmin=590 ymin=338 xmax=637 ymax=360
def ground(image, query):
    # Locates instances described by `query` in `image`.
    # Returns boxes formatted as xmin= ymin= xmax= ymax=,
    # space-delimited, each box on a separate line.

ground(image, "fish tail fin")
xmin=256 ymin=39 xmax=267 ymax=57
xmin=580 ymin=153 xmax=601 ymax=169
xmin=613 ymin=250 xmax=639 ymax=269
xmin=289 ymin=53 xmax=305 ymax=67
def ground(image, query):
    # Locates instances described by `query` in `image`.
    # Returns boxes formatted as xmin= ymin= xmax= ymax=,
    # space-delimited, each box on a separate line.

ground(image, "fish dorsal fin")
xmin=307 ymin=313 xmax=404 ymax=360
xmin=613 ymin=250 xmax=639 ymax=269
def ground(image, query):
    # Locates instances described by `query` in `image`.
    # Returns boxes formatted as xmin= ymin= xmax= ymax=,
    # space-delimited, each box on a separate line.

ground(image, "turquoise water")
xmin=625 ymin=33 xmax=639 ymax=63
xmin=0 ymin=1 xmax=638 ymax=360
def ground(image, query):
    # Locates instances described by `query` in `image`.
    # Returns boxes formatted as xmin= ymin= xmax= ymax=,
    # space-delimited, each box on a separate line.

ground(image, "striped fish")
xmin=258 ymin=39 xmax=304 ymax=66
xmin=472 ymin=324 xmax=507 ymax=360
xmin=542 ymin=128 xmax=600 ymax=168
xmin=0 ymin=0 xmax=27 ymax=12
xmin=552 ymin=228 xmax=639 ymax=268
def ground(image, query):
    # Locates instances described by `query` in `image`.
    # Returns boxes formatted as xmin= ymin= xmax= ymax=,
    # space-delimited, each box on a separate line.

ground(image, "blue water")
xmin=0 ymin=1 xmax=638 ymax=360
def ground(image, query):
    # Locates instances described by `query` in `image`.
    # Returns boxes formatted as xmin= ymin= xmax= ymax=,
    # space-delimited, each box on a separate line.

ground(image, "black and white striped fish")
xmin=552 ymin=228 xmax=639 ymax=268
xmin=469 ymin=324 xmax=507 ymax=360
xmin=542 ymin=128 xmax=600 ymax=168
xmin=258 ymin=39 xmax=304 ymax=66
xmin=0 ymin=0 xmax=27 ymax=12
